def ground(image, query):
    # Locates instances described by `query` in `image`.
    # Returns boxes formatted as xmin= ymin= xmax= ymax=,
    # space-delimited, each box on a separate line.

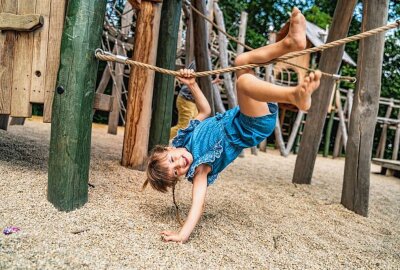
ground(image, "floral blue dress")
xmin=172 ymin=103 xmax=278 ymax=185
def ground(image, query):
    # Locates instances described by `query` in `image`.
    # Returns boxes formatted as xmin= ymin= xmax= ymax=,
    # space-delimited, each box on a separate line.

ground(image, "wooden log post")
xmin=48 ymin=0 xmax=107 ymax=211
xmin=341 ymin=0 xmax=389 ymax=216
xmin=148 ymin=0 xmax=182 ymax=150
xmin=0 ymin=1 xmax=17 ymax=117
xmin=192 ymin=0 xmax=214 ymax=112
xmin=214 ymin=2 xmax=236 ymax=109
xmin=292 ymin=0 xmax=357 ymax=184
xmin=392 ymin=111 xmax=400 ymax=160
xmin=122 ymin=0 xmax=162 ymax=169
xmin=375 ymin=98 xmax=393 ymax=158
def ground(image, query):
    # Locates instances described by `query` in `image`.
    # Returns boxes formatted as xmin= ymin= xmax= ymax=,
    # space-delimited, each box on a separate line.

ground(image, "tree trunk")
xmin=292 ymin=0 xmax=357 ymax=184
xmin=341 ymin=0 xmax=389 ymax=217
xmin=48 ymin=0 xmax=107 ymax=211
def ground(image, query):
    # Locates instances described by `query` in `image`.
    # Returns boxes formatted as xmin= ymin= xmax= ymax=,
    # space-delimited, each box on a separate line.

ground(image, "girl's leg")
xmin=234 ymin=7 xmax=321 ymax=117
xmin=235 ymin=7 xmax=306 ymax=79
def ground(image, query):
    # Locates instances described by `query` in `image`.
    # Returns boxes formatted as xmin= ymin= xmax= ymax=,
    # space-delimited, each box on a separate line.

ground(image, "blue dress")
xmin=172 ymin=103 xmax=278 ymax=185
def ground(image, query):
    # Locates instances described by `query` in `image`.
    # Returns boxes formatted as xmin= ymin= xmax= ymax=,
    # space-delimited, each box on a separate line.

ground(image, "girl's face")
xmin=163 ymin=147 xmax=193 ymax=178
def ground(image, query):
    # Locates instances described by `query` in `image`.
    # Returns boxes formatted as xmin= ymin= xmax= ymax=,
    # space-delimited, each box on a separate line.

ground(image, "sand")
xmin=0 ymin=118 xmax=399 ymax=269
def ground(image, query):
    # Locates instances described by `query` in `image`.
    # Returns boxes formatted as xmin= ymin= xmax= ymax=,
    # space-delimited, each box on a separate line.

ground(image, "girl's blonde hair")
xmin=143 ymin=145 xmax=179 ymax=193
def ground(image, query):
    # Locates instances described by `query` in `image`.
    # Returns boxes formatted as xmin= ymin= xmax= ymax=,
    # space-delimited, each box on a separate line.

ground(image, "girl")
xmin=144 ymin=8 xmax=321 ymax=243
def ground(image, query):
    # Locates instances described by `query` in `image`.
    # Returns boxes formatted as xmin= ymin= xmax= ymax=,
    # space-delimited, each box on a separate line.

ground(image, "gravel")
xmin=0 ymin=118 xmax=399 ymax=269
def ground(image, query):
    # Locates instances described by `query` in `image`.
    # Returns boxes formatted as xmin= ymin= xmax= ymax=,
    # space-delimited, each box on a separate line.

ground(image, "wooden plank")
xmin=293 ymin=0 xmax=357 ymax=184
xmin=48 ymin=0 xmax=107 ymax=211
xmin=43 ymin=0 xmax=66 ymax=123
xmin=0 ymin=0 xmax=17 ymax=114
xmin=341 ymin=0 xmax=389 ymax=216
xmin=10 ymin=0 xmax=37 ymax=117
xmin=0 ymin=13 xmax=43 ymax=31
xmin=121 ymin=1 xmax=162 ymax=169
xmin=94 ymin=93 xmax=113 ymax=112
xmin=29 ymin=0 xmax=51 ymax=104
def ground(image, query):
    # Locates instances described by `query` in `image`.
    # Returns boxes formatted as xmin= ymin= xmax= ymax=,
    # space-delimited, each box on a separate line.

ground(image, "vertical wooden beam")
xmin=10 ymin=0 xmax=36 ymax=117
xmin=107 ymin=45 xmax=123 ymax=135
xmin=392 ymin=111 xmax=400 ymax=160
xmin=43 ymin=0 xmax=67 ymax=123
xmin=48 ymin=0 xmax=107 ymax=211
xmin=214 ymin=2 xmax=236 ymax=108
xmin=0 ymin=0 xmax=17 ymax=115
xmin=149 ymin=0 xmax=182 ymax=151
xmin=30 ymin=0 xmax=51 ymax=103
xmin=292 ymin=0 xmax=357 ymax=184
xmin=341 ymin=0 xmax=389 ymax=216
xmin=192 ymin=0 xmax=214 ymax=112
xmin=122 ymin=0 xmax=162 ymax=169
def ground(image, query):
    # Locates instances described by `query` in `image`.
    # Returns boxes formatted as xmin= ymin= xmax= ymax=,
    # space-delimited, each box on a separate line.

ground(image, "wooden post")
xmin=148 ymin=0 xmax=182 ymax=151
xmin=260 ymin=32 xmax=276 ymax=152
xmin=341 ymin=0 xmax=389 ymax=216
xmin=43 ymin=0 xmax=67 ymax=123
xmin=392 ymin=111 xmax=400 ymax=160
xmin=206 ymin=0 xmax=214 ymax=40
xmin=324 ymin=110 xmax=335 ymax=157
xmin=375 ymin=98 xmax=393 ymax=158
xmin=48 ymin=0 xmax=107 ymax=211
xmin=0 ymin=1 xmax=16 ymax=116
xmin=193 ymin=0 xmax=214 ymax=112
xmin=122 ymin=0 xmax=162 ymax=169
xmin=107 ymin=44 xmax=123 ymax=135
xmin=293 ymin=0 xmax=357 ymax=184
xmin=214 ymin=2 xmax=236 ymax=108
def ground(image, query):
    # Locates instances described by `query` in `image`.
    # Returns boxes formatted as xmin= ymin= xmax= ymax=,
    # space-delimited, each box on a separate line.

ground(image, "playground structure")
xmin=0 ymin=0 xmax=113 ymax=129
xmin=0 ymin=0 xmax=398 ymax=217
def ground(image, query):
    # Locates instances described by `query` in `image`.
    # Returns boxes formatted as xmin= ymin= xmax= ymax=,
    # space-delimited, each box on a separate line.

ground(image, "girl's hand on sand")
xmin=161 ymin=230 xmax=188 ymax=244
xmin=177 ymin=69 xmax=196 ymax=86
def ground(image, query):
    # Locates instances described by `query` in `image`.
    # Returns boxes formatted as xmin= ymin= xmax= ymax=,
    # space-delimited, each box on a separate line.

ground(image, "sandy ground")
xmin=0 ymin=118 xmax=399 ymax=270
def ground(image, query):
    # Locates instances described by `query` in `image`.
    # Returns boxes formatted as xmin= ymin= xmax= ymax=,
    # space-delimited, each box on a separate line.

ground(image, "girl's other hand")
xmin=160 ymin=230 xmax=188 ymax=244
xmin=177 ymin=69 xmax=196 ymax=86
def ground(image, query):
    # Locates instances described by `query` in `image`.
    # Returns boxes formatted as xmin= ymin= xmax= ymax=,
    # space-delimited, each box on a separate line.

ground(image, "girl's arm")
xmin=161 ymin=164 xmax=210 ymax=243
xmin=177 ymin=69 xmax=211 ymax=121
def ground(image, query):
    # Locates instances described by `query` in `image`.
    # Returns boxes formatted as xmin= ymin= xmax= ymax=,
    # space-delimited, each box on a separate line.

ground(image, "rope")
xmin=95 ymin=20 xmax=399 ymax=82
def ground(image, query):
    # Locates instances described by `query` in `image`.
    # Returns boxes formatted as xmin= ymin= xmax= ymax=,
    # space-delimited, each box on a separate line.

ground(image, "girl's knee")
xmin=236 ymin=73 xmax=253 ymax=95
xmin=234 ymin=53 xmax=248 ymax=67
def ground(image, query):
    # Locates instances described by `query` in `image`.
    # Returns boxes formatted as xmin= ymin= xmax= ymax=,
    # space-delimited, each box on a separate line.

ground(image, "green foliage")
xmin=303 ymin=6 xmax=332 ymax=29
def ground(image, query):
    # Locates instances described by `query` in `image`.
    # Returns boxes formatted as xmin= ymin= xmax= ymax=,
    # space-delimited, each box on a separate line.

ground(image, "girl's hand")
xmin=160 ymin=230 xmax=188 ymax=243
xmin=177 ymin=68 xmax=196 ymax=86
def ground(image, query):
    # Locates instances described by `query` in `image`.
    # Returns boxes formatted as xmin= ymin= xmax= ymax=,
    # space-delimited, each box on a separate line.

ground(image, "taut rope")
xmin=95 ymin=20 xmax=399 ymax=82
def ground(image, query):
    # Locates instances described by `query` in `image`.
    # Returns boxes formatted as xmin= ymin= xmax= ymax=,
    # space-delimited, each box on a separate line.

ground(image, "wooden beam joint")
xmin=0 ymin=13 xmax=44 ymax=32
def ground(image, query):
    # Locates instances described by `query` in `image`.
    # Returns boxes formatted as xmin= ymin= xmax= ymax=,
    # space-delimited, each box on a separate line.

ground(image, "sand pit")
xmin=0 ymin=118 xmax=399 ymax=269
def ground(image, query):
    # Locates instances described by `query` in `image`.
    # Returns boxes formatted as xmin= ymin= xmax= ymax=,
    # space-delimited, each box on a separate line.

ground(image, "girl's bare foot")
xmin=292 ymin=70 xmax=322 ymax=111
xmin=283 ymin=7 xmax=307 ymax=51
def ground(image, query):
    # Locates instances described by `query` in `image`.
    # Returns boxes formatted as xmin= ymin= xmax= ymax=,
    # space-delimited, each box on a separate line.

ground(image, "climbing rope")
xmin=95 ymin=20 xmax=399 ymax=82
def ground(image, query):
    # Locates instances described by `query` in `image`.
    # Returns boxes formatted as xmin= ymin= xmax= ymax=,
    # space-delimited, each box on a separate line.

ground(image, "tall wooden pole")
xmin=292 ymin=0 xmax=357 ymax=184
xmin=48 ymin=0 xmax=107 ymax=211
xmin=122 ymin=0 xmax=162 ymax=169
xmin=192 ymin=0 xmax=214 ymax=112
xmin=341 ymin=0 xmax=389 ymax=217
xmin=149 ymin=0 xmax=182 ymax=150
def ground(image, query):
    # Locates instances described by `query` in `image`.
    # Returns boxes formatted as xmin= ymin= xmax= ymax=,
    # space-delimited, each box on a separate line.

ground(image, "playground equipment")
xmin=0 ymin=1 xmax=113 ymax=131
xmin=0 ymin=0 xmax=398 ymax=218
